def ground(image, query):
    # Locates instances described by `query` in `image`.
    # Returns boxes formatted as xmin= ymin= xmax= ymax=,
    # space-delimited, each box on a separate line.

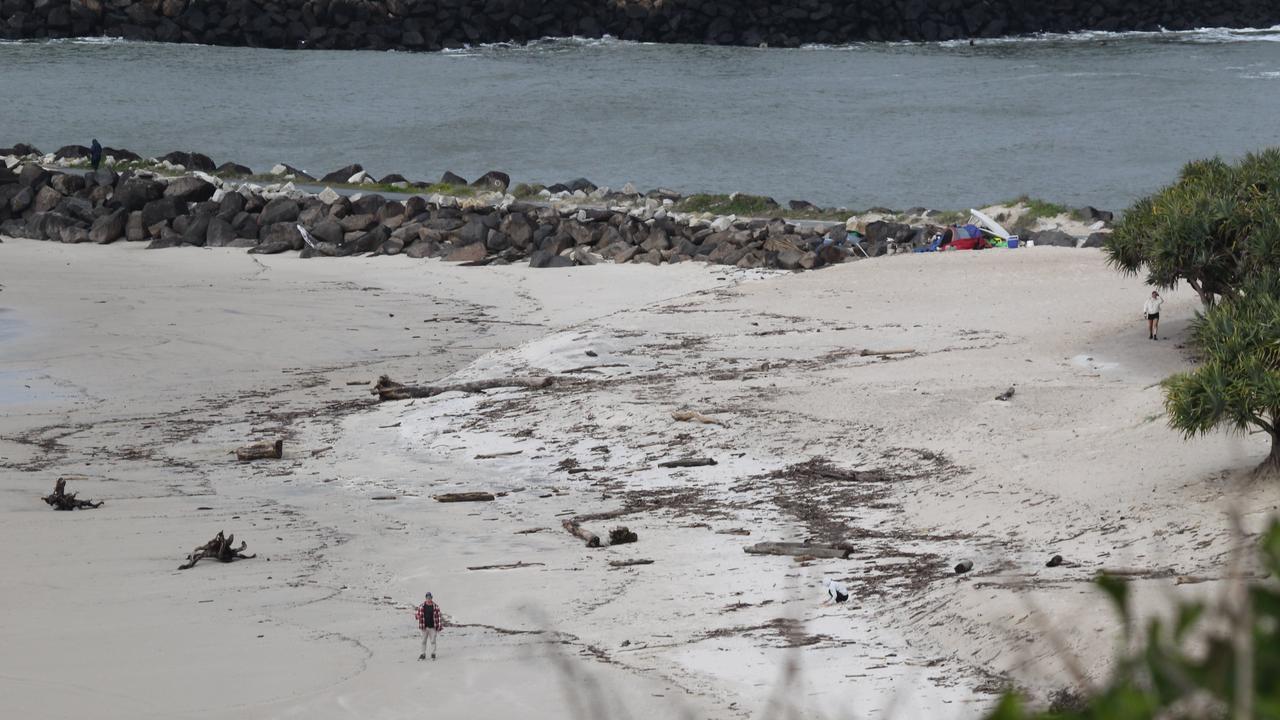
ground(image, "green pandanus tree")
xmin=1105 ymin=148 xmax=1280 ymax=308
xmin=1163 ymin=273 xmax=1280 ymax=474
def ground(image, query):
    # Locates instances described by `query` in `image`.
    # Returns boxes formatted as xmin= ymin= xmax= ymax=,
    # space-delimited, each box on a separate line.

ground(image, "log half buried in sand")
xmin=859 ymin=348 xmax=915 ymax=357
xmin=373 ymin=374 xmax=553 ymax=401
xmin=609 ymin=559 xmax=654 ymax=568
xmin=42 ymin=477 xmax=104 ymax=511
xmin=235 ymin=439 xmax=283 ymax=462
xmin=562 ymin=519 xmax=601 ymax=548
xmin=657 ymin=457 xmax=718 ymax=469
xmin=178 ymin=531 xmax=256 ymax=570
xmin=744 ymin=542 xmax=852 ymax=560
xmin=467 ymin=561 xmax=545 ymax=571
xmin=434 ymin=492 xmax=496 ymax=503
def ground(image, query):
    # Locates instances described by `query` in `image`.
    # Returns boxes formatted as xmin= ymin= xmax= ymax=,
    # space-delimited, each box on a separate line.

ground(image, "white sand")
xmin=2 ymin=237 xmax=1276 ymax=719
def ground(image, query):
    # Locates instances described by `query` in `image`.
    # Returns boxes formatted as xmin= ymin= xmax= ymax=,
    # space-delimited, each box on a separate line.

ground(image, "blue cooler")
xmin=1007 ymin=236 xmax=1020 ymax=249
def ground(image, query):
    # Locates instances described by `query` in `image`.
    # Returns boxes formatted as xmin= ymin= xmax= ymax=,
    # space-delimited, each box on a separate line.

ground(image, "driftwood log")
xmin=178 ymin=531 xmax=256 ymax=570
xmin=434 ymin=492 xmax=496 ymax=503
xmin=467 ymin=561 xmax=545 ymax=571
xmin=609 ymin=559 xmax=654 ymax=568
xmin=562 ymin=519 xmax=601 ymax=548
xmin=744 ymin=541 xmax=852 ymax=560
xmin=860 ymin=348 xmax=915 ymax=357
xmin=236 ymin=439 xmax=283 ymax=462
xmin=42 ymin=477 xmax=103 ymax=511
xmin=373 ymin=374 xmax=552 ymax=401
xmin=658 ymin=457 xmax=718 ymax=468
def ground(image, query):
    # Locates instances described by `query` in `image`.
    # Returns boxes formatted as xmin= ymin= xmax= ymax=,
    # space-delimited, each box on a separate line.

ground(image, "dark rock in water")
xmin=566 ymin=178 xmax=597 ymax=193
xmin=216 ymin=162 xmax=253 ymax=176
xmin=18 ymin=164 xmax=51 ymax=188
xmin=1029 ymin=229 xmax=1077 ymax=248
xmin=54 ymin=144 xmax=90 ymax=160
xmin=445 ymin=242 xmax=488 ymax=263
xmin=102 ymin=146 xmax=141 ymax=162
xmin=472 ymin=171 xmax=510 ymax=192
xmin=141 ymin=197 xmax=182 ymax=229
xmin=182 ymin=215 xmax=211 ymax=246
xmin=439 ymin=170 xmax=468 ymax=186
xmin=350 ymin=193 xmax=386 ymax=216
xmin=1081 ymin=206 xmax=1113 ymax=224
xmin=321 ymin=164 xmax=363 ymax=183
xmin=1082 ymin=232 xmax=1109 ymax=249
xmin=159 ymin=151 xmax=216 ymax=172
xmin=50 ymin=173 xmax=86 ymax=195
xmin=114 ymin=178 xmax=164 ymax=211
xmin=788 ymin=199 xmax=819 ymax=212
xmin=0 ymin=143 xmax=41 ymax=157
xmin=205 ymin=216 xmax=236 ymax=247
xmin=89 ymin=209 xmax=128 ymax=244
xmin=259 ymin=221 xmax=303 ymax=250
xmin=163 ymin=176 xmax=215 ymax=202
xmin=259 ymin=197 xmax=301 ymax=226
xmin=378 ymin=173 xmax=409 ymax=185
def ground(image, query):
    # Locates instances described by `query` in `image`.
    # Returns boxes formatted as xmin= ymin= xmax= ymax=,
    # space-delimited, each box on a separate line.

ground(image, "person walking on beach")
xmin=415 ymin=592 xmax=443 ymax=660
xmin=822 ymin=577 xmax=850 ymax=605
xmin=1143 ymin=290 xmax=1163 ymax=340
xmin=89 ymin=139 xmax=102 ymax=172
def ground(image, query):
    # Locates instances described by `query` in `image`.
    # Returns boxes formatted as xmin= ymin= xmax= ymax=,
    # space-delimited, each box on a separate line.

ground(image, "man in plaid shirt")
xmin=415 ymin=592 xmax=444 ymax=660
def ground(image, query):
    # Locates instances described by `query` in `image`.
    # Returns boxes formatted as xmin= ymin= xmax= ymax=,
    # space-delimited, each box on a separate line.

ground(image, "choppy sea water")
xmin=1 ymin=27 xmax=1278 ymax=210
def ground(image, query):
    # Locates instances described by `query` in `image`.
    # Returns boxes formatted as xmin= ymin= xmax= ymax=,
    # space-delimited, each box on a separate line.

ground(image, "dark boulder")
xmin=565 ymin=178 xmax=597 ymax=193
xmin=114 ymin=178 xmax=164 ymax=211
xmin=141 ymin=198 xmax=183 ymax=229
xmin=258 ymin=197 xmax=300 ymax=226
xmin=56 ymin=196 xmax=96 ymax=224
xmin=102 ymin=146 xmax=141 ymax=162
xmin=159 ymin=151 xmax=216 ymax=172
xmin=218 ymin=191 xmax=246 ymax=218
xmin=471 ymin=171 xmax=510 ymax=192
xmin=125 ymin=211 xmax=146 ymax=242
xmin=9 ymin=186 xmax=34 ymax=215
xmin=216 ymin=161 xmax=253 ymax=176
xmin=50 ymin=173 xmax=86 ymax=195
xmin=90 ymin=167 xmax=119 ymax=188
xmin=788 ymin=199 xmax=819 ymax=212
xmin=311 ymin=219 xmax=344 ymax=245
xmin=148 ymin=227 xmax=187 ymax=249
xmin=863 ymin=221 xmax=914 ymax=257
xmin=339 ymin=213 xmax=378 ymax=232
xmin=248 ymin=238 xmax=293 ymax=255
xmin=182 ymin=215 xmax=210 ymax=246
xmin=205 ymin=216 xmax=236 ymax=247
xmin=378 ymin=173 xmax=409 ymax=185
xmin=1081 ymin=206 xmax=1114 ymax=224
xmin=18 ymin=164 xmax=50 ymax=188
xmin=274 ymin=164 xmax=314 ymax=180
xmin=0 ymin=164 xmax=16 ymax=185
xmin=350 ymin=193 xmax=386 ymax=216
xmin=87 ymin=208 xmax=127 ymax=244
xmin=33 ymin=186 xmax=63 ymax=214
xmin=257 ymin=222 xmax=303 ymax=250
xmin=163 ymin=176 xmax=215 ymax=202
xmin=439 ymin=170 xmax=468 ymax=186
xmin=445 ymin=242 xmax=488 ymax=263
xmin=1082 ymin=232 xmax=1110 ymax=249
xmin=54 ymin=144 xmax=91 ymax=161
xmin=320 ymin=163 xmax=363 ymax=183
xmin=0 ymin=143 xmax=41 ymax=157
xmin=1029 ymin=229 xmax=1078 ymax=248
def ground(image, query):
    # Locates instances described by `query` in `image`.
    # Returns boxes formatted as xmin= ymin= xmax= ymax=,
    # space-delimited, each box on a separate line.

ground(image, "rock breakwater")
xmin=2 ymin=0 xmax=1278 ymax=49
xmin=0 ymin=143 xmax=1109 ymax=267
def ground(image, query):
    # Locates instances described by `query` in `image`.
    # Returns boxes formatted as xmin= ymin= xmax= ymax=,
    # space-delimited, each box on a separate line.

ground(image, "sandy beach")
xmin=3 ymin=237 xmax=1278 ymax=719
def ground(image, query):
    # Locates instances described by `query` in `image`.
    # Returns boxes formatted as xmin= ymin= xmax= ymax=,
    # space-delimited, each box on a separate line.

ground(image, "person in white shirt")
xmin=822 ymin=577 xmax=850 ymax=605
xmin=1143 ymin=291 xmax=1164 ymax=340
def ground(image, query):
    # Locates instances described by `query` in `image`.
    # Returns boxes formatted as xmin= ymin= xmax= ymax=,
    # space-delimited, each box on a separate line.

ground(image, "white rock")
xmin=270 ymin=164 xmax=289 ymax=176
xmin=654 ymin=208 xmax=667 ymax=221
xmin=575 ymin=209 xmax=588 ymax=223
xmin=661 ymin=198 xmax=674 ymax=207
xmin=571 ymin=190 xmax=588 ymax=200
xmin=537 ymin=188 xmax=552 ymax=198
xmin=622 ymin=182 xmax=638 ymax=195
xmin=710 ymin=215 xmax=735 ymax=232
xmin=41 ymin=153 xmax=56 ymax=164
xmin=347 ymin=170 xmax=369 ymax=184
xmin=211 ymin=188 xmax=227 ymax=203
xmin=193 ymin=170 xmax=221 ymax=187
xmin=317 ymin=187 xmax=341 ymax=205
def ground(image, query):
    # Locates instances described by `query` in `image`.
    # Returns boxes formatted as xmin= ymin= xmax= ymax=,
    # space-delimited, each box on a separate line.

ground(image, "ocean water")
xmin=1 ymin=27 xmax=1278 ymax=210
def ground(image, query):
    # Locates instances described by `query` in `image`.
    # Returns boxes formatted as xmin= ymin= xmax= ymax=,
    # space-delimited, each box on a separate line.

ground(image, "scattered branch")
xmin=373 ymin=374 xmax=552 ymax=401
xmin=178 ymin=531 xmax=256 ymax=570
xmin=434 ymin=492 xmax=496 ymax=502
xmin=42 ymin=477 xmax=103 ymax=511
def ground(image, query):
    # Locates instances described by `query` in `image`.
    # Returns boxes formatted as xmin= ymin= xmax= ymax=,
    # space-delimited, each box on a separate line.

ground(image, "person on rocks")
xmin=822 ymin=577 xmax=850 ymax=605
xmin=415 ymin=591 xmax=444 ymax=660
xmin=89 ymin=139 xmax=102 ymax=172
xmin=1143 ymin=290 xmax=1163 ymax=340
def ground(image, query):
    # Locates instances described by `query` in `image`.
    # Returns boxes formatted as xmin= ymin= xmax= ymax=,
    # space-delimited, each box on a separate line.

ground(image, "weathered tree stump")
xmin=42 ymin=477 xmax=103 ymax=511
xmin=608 ymin=526 xmax=638 ymax=545
xmin=236 ymin=439 xmax=283 ymax=462
xmin=178 ymin=531 xmax=256 ymax=570
xmin=373 ymin=374 xmax=552 ymax=401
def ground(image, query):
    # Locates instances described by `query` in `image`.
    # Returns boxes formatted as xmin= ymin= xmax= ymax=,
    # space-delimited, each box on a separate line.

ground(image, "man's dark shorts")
xmin=1147 ymin=313 xmax=1160 ymax=320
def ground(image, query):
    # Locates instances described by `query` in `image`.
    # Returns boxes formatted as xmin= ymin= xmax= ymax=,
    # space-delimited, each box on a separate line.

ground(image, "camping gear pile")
xmin=915 ymin=209 xmax=1020 ymax=253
